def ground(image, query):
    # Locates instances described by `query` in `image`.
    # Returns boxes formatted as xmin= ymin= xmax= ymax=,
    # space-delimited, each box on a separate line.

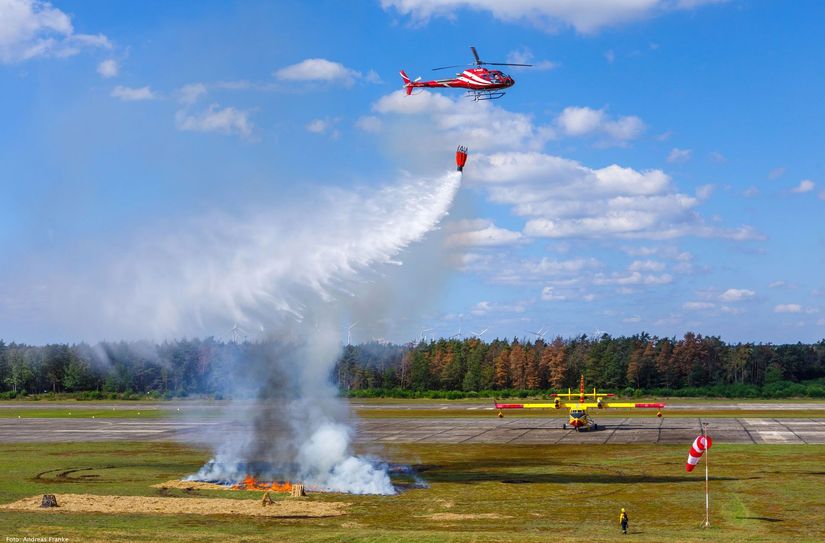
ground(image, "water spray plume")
xmin=181 ymin=167 xmax=463 ymax=495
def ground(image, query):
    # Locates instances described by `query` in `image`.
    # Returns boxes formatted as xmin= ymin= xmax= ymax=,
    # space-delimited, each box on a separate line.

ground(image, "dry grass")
xmin=151 ymin=480 xmax=229 ymax=491
xmin=0 ymin=493 xmax=348 ymax=518
xmin=426 ymin=512 xmax=509 ymax=521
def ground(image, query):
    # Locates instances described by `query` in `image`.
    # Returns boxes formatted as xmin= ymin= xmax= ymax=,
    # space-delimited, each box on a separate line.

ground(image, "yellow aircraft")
xmin=495 ymin=375 xmax=665 ymax=431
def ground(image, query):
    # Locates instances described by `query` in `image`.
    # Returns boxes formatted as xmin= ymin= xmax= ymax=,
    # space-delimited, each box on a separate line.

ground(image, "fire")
xmin=231 ymin=475 xmax=293 ymax=493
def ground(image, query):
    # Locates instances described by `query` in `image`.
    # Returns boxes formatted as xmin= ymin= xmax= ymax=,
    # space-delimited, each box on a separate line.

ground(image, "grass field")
xmin=0 ymin=440 xmax=823 ymax=542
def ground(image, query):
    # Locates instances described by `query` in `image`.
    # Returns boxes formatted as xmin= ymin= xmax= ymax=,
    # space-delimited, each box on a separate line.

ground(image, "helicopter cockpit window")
xmin=570 ymin=410 xmax=585 ymax=418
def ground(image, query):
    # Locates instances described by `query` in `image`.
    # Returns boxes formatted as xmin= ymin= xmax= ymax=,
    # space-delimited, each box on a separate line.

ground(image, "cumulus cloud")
xmin=683 ymin=301 xmax=715 ymax=310
xmin=774 ymin=303 xmax=802 ymax=314
xmin=305 ymin=117 xmax=341 ymax=139
xmin=667 ymin=147 xmax=692 ymax=163
xmin=719 ymin=288 xmax=755 ymax=302
xmin=111 ymin=85 xmax=156 ymax=101
xmin=380 ymin=0 xmax=728 ymax=34
xmin=492 ymin=256 xmax=601 ymax=285
xmin=178 ymin=83 xmax=208 ymax=105
xmin=175 ymin=103 xmax=254 ymax=139
xmin=445 ymin=219 xmax=522 ymax=247
xmin=0 ymin=0 xmax=111 ymax=63
xmin=465 ymin=152 xmax=761 ymax=240
xmin=372 ymin=90 xmax=554 ymax=152
xmin=792 ymin=179 xmax=815 ymax=193
xmin=555 ymin=106 xmax=645 ymax=144
xmin=629 ymin=260 xmax=666 ymax=272
xmin=471 ymin=299 xmax=527 ymax=315
xmin=274 ymin=58 xmax=368 ymax=87
xmin=97 ymin=58 xmax=118 ymax=78
xmin=506 ymin=47 xmax=556 ymax=70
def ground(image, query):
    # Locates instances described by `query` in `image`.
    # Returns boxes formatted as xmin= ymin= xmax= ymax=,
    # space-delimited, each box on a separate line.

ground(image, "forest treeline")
xmin=1 ymin=333 xmax=825 ymax=400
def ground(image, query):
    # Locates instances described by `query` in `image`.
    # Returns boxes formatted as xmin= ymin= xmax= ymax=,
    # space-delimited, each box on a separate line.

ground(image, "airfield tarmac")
xmin=1 ymin=401 xmax=824 ymax=444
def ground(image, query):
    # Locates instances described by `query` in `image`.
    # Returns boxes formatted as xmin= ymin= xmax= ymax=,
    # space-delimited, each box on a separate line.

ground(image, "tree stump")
xmin=40 ymin=494 xmax=59 ymax=508
xmin=261 ymin=491 xmax=274 ymax=506
xmin=291 ymin=484 xmax=305 ymax=497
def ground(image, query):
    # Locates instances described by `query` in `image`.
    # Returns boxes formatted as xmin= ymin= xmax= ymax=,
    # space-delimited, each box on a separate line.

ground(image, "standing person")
xmin=619 ymin=508 xmax=629 ymax=534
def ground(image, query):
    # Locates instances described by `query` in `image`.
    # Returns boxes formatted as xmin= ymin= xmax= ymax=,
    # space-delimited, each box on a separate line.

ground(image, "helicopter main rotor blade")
xmin=481 ymin=62 xmax=533 ymax=67
xmin=432 ymin=64 xmax=471 ymax=71
xmin=470 ymin=46 xmax=481 ymax=65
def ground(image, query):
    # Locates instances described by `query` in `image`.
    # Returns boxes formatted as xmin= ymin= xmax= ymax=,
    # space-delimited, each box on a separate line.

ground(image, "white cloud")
xmin=696 ymin=184 xmax=714 ymax=199
xmin=471 ymin=300 xmax=527 ymax=315
xmin=792 ymin=179 xmax=814 ymax=193
xmin=819 ymin=189 xmax=825 ymax=201
xmin=0 ymin=0 xmax=111 ymax=63
xmin=774 ymin=304 xmax=802 ymax=314
xmin=381 ymin=0 xmax=728 ymax=34
xmin=111 ymin=85 xmax=156 ymax=101
xmin=372 ymin=90 xmax=554 ymax=152
xmin=593 ymin=271 xmax=672 ymax=286
xmin=274 ymin=58 xmax=367 ymax=87
xmin=719 ymin=288 xmax=755 ymax=302
xmin=769 ymin=280 xmax=787 ymax=289
xmin=683 ymin=301 xmax=715 ymax=310
xmin=305 ymin=117 xmax=341 ymax=139
xmin=178 ymin=83 xmax=207 ymax=105
xmin=175 ymin=103 xmax=254 ymax=139
xmin=506 ymin=47 xmax=556 ymax=70
xmin=97 ymin=58 xmax=118 ymax=78
xmin=629 ymin=259 xmax=665 ymax=272
xmin=604 ymin=49 xmax=616 ymax=63
xmin=492 ymin=256 xmax=600 ymax=285
xmin=465 ymin=152 xmax=761 ymax=240
xmin=445 ymin=219 xmax=522 ymax=247
xmin=623 ymin=315 xmax=641 ymax=323
xmin=540 ymin=286 xmax=566 ymax=301
xmin=667 ymin=147 xmax=692 ymax=163
xmin=743 ymin=186 xmax=759 ymax=198
xmin=355 ymin=115 xmax=383 ymax=133
xmin=306 ymin=119 xmax=328 ymax=134
xmin=709 ymin=151 xmax=726 ymax=163
xmin=556 ymin=106 xmax=645 ymax=144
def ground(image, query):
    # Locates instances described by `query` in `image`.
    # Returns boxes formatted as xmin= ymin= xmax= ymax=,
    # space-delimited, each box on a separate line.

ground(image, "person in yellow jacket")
xmin=619 ymin=508 xmax=629 ymax=534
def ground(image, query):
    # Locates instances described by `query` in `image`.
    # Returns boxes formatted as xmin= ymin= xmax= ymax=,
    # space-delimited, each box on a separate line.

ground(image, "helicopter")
xmin=400 ymin=46 xmax=531 ymax=101
xmin=495 ymin=375 xmax=665 ymax=431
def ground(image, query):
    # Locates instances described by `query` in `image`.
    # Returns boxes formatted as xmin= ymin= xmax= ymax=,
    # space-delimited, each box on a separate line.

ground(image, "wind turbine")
xmin=346 ymin=322 xmax=358 ymax=345
xmin=450 ymin=315 xmax=464 ymax=339
xmin=470 ymin=327 xmax=488 ymax=338
xmin=527 ymin=326 xmax=548 ymax=340
xmin=229 ymin=323 xmax=241 ymax=343
xmin=419 ymin=327 xmax=433 ymax=342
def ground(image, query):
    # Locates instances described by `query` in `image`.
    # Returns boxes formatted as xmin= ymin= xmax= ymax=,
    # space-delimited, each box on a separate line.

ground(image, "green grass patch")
xmin=0 ymin=441 xmax=823 ymax=542
xmin=0 ymin=408 xmax=166 ymax=419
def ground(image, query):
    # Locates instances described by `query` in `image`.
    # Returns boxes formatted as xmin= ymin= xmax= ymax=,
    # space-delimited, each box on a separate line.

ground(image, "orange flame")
xmin=230 ymin=475 xmax=293 ymax=492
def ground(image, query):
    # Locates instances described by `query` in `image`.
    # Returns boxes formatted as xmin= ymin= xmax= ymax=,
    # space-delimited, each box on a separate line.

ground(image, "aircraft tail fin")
xmin=400 ymin=70 xmax=413 ymax=95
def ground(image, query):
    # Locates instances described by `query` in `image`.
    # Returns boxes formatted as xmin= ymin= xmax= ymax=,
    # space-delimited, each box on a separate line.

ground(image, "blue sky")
xmin=2 ymin=0 xmax=825 ymax=344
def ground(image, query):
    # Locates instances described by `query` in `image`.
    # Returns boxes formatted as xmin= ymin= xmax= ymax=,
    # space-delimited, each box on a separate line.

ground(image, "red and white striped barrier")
xmin=686 ymin=435 xmax=712 ymax=472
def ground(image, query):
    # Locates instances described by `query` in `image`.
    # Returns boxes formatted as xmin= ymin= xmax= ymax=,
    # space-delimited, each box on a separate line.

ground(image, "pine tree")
xmin=509 ymin=341 xmax=527 ymax=389
xmin=494 ymin=347 xmax=511 ymax=389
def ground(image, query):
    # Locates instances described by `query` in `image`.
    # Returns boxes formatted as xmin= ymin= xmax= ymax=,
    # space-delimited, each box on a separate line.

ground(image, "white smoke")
xmin=150 ymin=170 xmax=462 ymax=494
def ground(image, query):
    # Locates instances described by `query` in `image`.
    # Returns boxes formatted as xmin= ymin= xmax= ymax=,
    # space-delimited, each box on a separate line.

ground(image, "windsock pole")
xmin=703 ymin=422 xmax=710 ymax=528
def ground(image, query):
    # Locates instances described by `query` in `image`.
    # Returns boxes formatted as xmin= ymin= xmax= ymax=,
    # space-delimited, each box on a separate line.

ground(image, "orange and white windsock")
xmin=686 ymin=435 xmax=712 ymax=472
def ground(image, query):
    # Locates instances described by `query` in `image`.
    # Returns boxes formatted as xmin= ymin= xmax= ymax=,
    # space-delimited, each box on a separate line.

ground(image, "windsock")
xmin=456 ymin=146 xmax=468 ymax=172
xmin=685 ymin=435 xmax=712 ymax=472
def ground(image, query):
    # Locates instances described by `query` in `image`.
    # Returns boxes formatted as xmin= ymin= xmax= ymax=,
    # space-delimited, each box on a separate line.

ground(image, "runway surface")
xmin=2 ymin=415 xmax=824 ymax=444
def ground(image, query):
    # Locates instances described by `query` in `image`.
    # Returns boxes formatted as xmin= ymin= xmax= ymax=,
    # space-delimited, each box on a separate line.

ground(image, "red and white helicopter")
xmin=400 ymin=46 xmax=531 ymax=101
